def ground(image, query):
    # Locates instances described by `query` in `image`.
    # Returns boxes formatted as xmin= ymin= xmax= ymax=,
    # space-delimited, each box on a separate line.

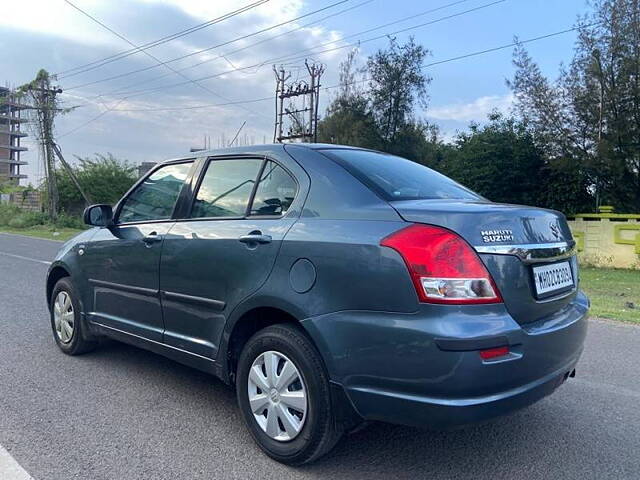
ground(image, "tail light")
xmin=381 ymin=224 xmax=502 ymax=304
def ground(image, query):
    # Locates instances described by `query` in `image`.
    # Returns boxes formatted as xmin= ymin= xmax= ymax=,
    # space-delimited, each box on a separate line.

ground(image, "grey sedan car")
xmin=46 ymin=144 xmax=588 ymax=465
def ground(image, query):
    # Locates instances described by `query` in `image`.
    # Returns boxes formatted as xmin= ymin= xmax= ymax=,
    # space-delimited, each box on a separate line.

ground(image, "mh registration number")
xmin=532 ymin=261 xmax=574 ymax=296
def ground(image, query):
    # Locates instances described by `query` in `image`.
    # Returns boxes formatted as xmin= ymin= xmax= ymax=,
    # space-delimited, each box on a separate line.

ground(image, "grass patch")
xmin=580 ymin=267 xmax=640 ymax=323
xmin=0 ymin=226 xmax=84 ymax=242
xmin=0 ymin=203 xmax=86 ymax=242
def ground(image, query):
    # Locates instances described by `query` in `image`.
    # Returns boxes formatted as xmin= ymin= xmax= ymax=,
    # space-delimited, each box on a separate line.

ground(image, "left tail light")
xmin=381 ymin=224 xmax=502 ymax=305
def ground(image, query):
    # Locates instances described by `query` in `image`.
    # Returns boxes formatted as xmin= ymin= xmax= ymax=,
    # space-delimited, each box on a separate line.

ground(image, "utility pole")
xmin=25 ymin=73 xmax=62 ymax=220
xmin=306 ymin=60 xmax=325 ymax=143
xmin=272 ymin=61 xmax=324 ymax=143
xmin=22 ymin=69 xmax=91 ymax=218
xmin=273 ymin=66 xmax=289 ymax=143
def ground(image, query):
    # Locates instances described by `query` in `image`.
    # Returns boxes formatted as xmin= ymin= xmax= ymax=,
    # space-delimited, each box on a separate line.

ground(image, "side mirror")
xmin=83 ymin=204 xmax=113 ymax=227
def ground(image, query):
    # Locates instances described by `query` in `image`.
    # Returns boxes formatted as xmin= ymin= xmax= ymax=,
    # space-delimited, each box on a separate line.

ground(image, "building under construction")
xmin=0 ymin=87 xmax=28 ymax=185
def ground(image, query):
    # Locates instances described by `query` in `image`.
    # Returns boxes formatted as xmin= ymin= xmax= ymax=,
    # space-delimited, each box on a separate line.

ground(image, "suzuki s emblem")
xmin=550 ymin=221 xmax=561 ymax=240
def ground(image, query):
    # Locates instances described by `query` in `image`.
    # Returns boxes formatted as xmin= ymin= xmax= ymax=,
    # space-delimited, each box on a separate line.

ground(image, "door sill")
xmin=91 ymin=321 xmax=223 ymax=378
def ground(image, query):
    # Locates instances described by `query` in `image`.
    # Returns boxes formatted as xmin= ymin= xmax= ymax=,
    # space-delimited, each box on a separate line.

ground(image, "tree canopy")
xmin=318 ymin=1 xmax=640 ymax=214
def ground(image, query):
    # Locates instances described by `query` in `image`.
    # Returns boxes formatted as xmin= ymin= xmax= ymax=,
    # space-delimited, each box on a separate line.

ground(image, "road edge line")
xmin=0 ymin=444 xmax=34 ymax=480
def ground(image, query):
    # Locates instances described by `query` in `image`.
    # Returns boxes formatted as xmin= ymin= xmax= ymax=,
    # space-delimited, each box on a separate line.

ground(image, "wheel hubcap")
xmin=53 ymin=291 xmax=74 ymax=344
xmin=247 ymin=350 xmax=307 ymax=442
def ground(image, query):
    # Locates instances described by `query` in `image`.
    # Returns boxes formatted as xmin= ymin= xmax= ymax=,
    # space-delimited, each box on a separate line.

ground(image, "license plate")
xmin=532 ymin=261 xmax=574 ymax=296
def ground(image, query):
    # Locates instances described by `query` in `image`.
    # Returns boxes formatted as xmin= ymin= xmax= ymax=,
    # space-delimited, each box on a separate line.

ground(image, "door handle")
xmin=142 ymin=232 xmax=162 ymax=245
xmin=239 ymin=231 xmax=272 ymax=245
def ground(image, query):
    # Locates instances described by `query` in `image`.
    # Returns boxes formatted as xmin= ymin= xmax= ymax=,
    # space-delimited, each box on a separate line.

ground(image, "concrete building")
xmin=0 ymin=87 xmax=29 ymax=185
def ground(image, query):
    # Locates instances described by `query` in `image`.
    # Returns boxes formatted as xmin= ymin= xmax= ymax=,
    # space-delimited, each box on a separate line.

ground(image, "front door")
xmin=160 ymin=157 xmax=299 ymax=357
xmin=82 ymin=161 xmax=194 ymax=341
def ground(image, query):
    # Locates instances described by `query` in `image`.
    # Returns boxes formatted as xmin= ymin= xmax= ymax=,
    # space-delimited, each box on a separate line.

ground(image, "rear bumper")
xmin=301 ymin=290 xmax=588 ymax=429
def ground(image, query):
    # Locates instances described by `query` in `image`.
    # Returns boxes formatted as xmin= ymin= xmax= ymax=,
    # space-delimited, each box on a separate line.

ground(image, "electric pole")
xmin=21 ymin=69 xmax=91 ymax=218
xmin=273 ymin=61 xmax=324 ymax=143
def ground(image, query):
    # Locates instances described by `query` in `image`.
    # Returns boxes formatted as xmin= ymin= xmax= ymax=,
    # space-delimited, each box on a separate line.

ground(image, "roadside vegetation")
xmin=581 ymin=268 xmax=640 ymax=323
xmin=0 ymin=154 xmax=136 ymax=241
xmin=0 ymin=203 xmax=85 ymax=241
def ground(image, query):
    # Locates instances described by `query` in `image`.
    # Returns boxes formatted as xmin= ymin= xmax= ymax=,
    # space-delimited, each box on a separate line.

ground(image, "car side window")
xmin=191 ymin=158 xmax=263 ymax=218
xmin=249 ymin=161 xmax=297 ymax=216
xmin=118 ymin=162 xmax=192 ymax=223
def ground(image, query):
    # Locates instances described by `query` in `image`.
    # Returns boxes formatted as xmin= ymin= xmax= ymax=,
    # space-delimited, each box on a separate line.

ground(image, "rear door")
xmin=81 ymin=160 xmax=195 ymax=341
xmin=159 ymin=156 xmax=299 ymax=358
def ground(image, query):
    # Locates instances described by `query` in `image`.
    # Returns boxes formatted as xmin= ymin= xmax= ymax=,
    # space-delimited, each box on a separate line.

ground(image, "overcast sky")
xmin=1 ymin=0 xmax=591 ymax=184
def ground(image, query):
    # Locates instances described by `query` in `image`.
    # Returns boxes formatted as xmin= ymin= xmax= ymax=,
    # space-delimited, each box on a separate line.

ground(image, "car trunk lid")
xmin=389 ymin=199 xmax=578 ymax=324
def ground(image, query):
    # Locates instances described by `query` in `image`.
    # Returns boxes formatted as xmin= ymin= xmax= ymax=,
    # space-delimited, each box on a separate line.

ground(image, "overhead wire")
xmin=86 ymin=0 xmax=507 ymax=100
xmin=56 ymin=0 xmax=270 ymax=78
xmin=66 ymin=0 xmax=471 ymax=93
xmin=84 ymin=23 xmax=589 ymax=115
xmin=62 ymin=0 xmax=269 ymax=119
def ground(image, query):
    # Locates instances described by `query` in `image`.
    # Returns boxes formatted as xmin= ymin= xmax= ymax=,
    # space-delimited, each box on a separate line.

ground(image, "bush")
xmin=54 ymin=213 xmax=85 ymax=229
xmin=7 ymin=211 xmax=47 ymax=229
xmin=0 ymin=204 xmax=23 ymax=227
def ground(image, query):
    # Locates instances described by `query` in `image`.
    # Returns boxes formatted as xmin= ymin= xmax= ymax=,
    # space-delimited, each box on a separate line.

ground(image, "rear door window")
xmin=319 ymin=149 xmax=481 ymax=201
xmin=249 ymin=161 xmax=297 ymax=216
xmin=191 ymin=158 xmax=263 ymax=218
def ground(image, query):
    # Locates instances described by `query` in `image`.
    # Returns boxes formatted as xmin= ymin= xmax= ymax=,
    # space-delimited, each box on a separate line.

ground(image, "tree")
xmin=55 ymin=154 xmax=137 ymax=213
xmin=367 ymin=36 xmax=431 ymax=143
xmin=443 ymin=113 xmax=543 ymax=206
xmin=318 ymin=48 xmax=382 ymax=148
xmin=318 ymin=38 xmax=433 ymax=154
xmin=509 ymin=0 xmax=640 ymax=212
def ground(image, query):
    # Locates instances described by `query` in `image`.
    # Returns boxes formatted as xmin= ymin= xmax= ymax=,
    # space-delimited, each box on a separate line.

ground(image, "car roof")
xmin=159 ymin=143 xmax=374 ymax=165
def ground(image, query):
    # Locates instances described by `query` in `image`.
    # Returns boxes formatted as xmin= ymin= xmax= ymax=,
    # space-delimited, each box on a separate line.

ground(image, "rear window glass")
xmin=320 ymin=149 xmax=481 ymax=201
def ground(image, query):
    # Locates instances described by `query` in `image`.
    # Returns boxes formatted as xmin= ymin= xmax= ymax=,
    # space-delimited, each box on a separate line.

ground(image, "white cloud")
xmin=427 ymin=93 xmax=514 ymax=122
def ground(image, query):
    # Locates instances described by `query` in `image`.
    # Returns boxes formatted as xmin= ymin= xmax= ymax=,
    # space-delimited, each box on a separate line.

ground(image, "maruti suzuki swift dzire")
xmin=46 ymin=144 xmax=588 ymax=465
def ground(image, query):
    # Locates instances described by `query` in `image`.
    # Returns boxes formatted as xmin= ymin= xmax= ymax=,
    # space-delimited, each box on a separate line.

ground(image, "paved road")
xmin=0 ymin=232 xmax=639 ymax=480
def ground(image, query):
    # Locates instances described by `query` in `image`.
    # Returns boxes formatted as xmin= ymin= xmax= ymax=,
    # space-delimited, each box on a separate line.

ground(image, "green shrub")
xmin=55 ymin=213 xmax=85 ymax=230
xmin=7 ymin=211 xmax=47 ymax=229
xmin=0 ymin=204 xmax=23 ymax=227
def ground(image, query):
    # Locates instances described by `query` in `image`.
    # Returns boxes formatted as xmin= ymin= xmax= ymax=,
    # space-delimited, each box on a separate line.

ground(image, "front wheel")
xmin=236 ymin=324 xmax=343 ymax=465
xmin=50 ymin=277 xmax=97 ymax=355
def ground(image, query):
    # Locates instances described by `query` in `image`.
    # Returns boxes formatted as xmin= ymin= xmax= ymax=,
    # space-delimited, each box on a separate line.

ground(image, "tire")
xmin=236 ymin=324 xmax=343 ymax=465
xmin=50 ymin=277 xmax=97 ymax=355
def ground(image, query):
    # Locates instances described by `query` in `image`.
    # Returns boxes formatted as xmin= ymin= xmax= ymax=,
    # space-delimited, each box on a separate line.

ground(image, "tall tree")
xmin=509 ymin=0 xmax=640 ymax=211
xmin=367 ymin=36 xmax=431 ymax=144
xmin=318 ymin=48 xmax=381 ymax=148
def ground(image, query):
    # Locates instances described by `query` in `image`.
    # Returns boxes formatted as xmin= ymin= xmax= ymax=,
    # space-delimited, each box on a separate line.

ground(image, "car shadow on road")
xmin=78 ymin=338 xmax=605 ymax=480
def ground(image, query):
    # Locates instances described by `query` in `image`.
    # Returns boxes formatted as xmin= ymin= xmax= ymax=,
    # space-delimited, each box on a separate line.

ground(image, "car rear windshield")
xmin=320 ymin=149 xmax=481 ymax=201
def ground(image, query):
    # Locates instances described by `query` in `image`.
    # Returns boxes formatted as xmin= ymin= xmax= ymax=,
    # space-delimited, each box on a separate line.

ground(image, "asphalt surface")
xmin=0 ymin=232 xmax=639 ymax=480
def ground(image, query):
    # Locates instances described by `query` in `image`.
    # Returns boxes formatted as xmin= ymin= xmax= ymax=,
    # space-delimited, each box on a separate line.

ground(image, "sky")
xmin=0 ymin=0 xmax=592 ymax=184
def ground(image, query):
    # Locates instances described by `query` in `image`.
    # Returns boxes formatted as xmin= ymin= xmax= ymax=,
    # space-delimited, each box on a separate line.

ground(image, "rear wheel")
xmin=50 ymin=278 xmax=97 ymax=355
xmin=236 ymin=324 xmax=342 ymax=465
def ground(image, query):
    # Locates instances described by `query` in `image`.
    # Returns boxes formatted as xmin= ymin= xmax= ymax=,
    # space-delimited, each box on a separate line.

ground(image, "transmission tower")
xmin=273 ymin=60 xmax=324 ymax=143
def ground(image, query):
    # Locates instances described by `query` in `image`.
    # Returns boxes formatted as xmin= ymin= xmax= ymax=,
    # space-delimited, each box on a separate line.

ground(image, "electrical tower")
xmin=273 ymin=60 xmax=325 ymax=143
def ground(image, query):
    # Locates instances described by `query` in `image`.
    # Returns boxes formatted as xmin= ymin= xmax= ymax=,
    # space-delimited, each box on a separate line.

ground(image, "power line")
xmin=62 ymin=0 xmax=267 ymax=119
xmin=57 ymin=16 xmax=585 ymax=138
xmin=91 ymin=0 xmax=374 ymax=99
xmin=94 ymin=0 xmax=506 ymax=100
xmin=68 ymin=0 xmax=472 ymax=94
xmin=56 ymin=0 xmax=270 ymax=78
xmin=100 ymin=23 xmax=587 ymax=114
xmin=63 ymin=0 xmax=358 ymax=91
